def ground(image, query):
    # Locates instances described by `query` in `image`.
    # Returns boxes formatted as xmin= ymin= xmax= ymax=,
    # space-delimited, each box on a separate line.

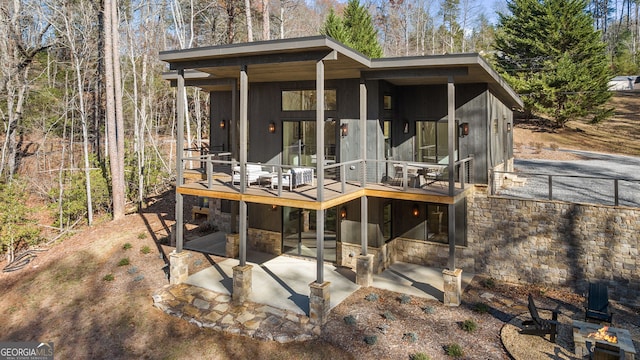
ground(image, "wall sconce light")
xmin=340 ymin=207 xmax=347 ymax=220
xmin=268 ymin=122 xmax=276 ymax=134
xmin=459 ymin=122 xmax=469 ymax=138
xmin=219 ymin=119 xmax=226 ymax=129
xmin=412 ymin=204 xmax=420 ymax=217
xmin=506 ymin=122 xmax=512 ymax=132
xmin=403 ymin=120 xmax=410 ymax=134
xmin=271 ymin=204 xmax=278 ymax=211
xmin=340 ymin=123 xmax=348 ymax=137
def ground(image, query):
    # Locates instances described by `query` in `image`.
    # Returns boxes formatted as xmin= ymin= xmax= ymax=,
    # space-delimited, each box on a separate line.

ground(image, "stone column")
xmin=442 ymin=268 xmax=462 ymax=306
xmin=356 ymin=254 xmax=374 ymax=287
xmin=232 ymin=264 xmax=253 ymax=305
xmin=226 ymin=233 xmax=239 ymax=258
xmin=309 ymin=281 xmax=331 ymax=325
xmin=169 ymin=251 xmax=189 ymax=285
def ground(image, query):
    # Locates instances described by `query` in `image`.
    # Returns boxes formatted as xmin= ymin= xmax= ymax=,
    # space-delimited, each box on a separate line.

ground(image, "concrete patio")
xmin=185 ymin=248 xmax=474 ymax=315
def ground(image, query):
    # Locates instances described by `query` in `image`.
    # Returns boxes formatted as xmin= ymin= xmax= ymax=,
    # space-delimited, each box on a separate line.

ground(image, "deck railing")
xmin=181 ymin=153 xmax=474 ymax=197
xmin=490 ymin=170 xmax=640 ymax=208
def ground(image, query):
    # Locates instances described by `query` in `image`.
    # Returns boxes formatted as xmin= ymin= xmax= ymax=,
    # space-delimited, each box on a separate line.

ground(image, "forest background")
xmin=1 ymin=0 xmax=639 ymax=259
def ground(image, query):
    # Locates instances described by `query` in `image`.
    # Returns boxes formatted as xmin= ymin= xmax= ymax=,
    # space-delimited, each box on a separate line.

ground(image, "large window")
xmin=282 ymin=89 xmax=337 ymax=111
xmin=416 ymin=120 xmax=457 ymax=163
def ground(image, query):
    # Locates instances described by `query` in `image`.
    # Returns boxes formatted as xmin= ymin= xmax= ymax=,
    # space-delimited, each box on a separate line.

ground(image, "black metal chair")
xmin=520 ymin=294 xmax=560 ymax=343
xmin=585 ymin=282 xmax=613 ymax=324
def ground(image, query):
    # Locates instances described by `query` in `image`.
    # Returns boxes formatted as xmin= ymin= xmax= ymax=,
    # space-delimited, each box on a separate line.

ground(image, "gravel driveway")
xmin=494 ymin=150 xmax=640 ymax=207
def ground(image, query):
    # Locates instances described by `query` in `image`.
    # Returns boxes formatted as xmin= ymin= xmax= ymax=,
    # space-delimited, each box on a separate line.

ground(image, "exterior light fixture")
xmin=506 ymin=122 xmax=512 ymax=132
xmin=459 ymin=122 xmax=469 ymax=138
xmin=268 ymin=122 xmax=276 ymax=134
xmin=219 ymin=119 xmax=226 ymax=129
xmin=412 ymin=204 xmax=420 ymax=217
xmin=340 ymin=123 xmax=348 ymax=137
xmin=271 ymin=204 xmax=278 ymax=211
xmin=340 ymin=207 xmax=347 ymax=219
xmin=403 ymin=120 xmax=410 ymax=134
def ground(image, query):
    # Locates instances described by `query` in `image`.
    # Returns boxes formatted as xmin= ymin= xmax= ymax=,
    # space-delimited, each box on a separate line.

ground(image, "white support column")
xmin=316 ymin=59 xmax=325 ymax=283
xmin=359 ymin=79 xmax=368 ymax=256
xmin=447 ymin=76 xmax=457 ymax=271
xmin=175 ymin=68 xmax=185 ymax=253
xmin=239 ymin=65 xmax=248 ymax=267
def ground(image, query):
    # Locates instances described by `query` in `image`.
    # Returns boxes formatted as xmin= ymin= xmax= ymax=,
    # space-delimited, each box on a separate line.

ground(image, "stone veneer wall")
xmin=337 ymin=242 xmax=390 ymax=274
xmin=468 ymin=185 xmax=640 ymax=306
xmin=390 ymin=238 xmax=474 ymax=272
xmin=248 ymin=228 xmax=282 ymax=255
xmin=209 ymin=198 xmax=233 ymax=233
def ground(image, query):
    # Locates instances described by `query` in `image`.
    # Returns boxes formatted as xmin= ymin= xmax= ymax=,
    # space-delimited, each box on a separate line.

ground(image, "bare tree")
xmin=0 ymin=0 xmax=51 ymax=180
xmin=262 ymin=0 xmax=271 ymax=40
xmin=245 ymin=0 xmax=254 ymax=41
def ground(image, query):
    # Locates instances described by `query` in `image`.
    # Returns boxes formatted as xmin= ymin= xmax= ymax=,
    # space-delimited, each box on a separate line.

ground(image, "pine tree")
xmin=321 ymin=9 xmax=351 ymax=46
xmin=493 ymin=0 xmax=613 ymax=126
xmin=321 ymin=0 xmax=383 ymax=58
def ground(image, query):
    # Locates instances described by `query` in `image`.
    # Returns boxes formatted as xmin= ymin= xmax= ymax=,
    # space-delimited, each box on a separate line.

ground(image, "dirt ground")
xmin=1 ymin=92 xmax=639 ymax=359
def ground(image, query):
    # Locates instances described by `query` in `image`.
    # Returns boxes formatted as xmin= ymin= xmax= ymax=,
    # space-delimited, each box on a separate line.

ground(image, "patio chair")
xmin=520 ymin=293 xmax=560 ymax=343
xmin=585 ymin=282 xmax=613 ymax=324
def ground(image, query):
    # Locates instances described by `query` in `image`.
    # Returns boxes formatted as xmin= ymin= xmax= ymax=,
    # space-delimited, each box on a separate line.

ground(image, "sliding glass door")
xmin=282 ymin=207 xmax=337 ymax=262
xmin=416 ymin=120 xmax=457 ymax=163
xmin=282 ymin=120 xmax=336 ymax=166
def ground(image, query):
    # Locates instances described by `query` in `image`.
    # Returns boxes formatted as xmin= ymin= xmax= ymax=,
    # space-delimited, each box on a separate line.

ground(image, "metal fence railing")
xmin=490 ymin=170 xmax=640 ymax=208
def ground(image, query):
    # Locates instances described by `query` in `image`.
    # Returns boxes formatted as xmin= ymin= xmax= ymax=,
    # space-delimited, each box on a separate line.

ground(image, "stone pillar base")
xmin=356 ymin=254 xmax=374 ymax=287
xmin=169 ymin=251 xmax=189 ymax=285
xmin=309 ymin=281 xmax=331 ymax=325
xmin=232 ymin=264 xmax=253 ymax=305
xmin=226 ymin=233 xmax=239 ymax=258
xmin=442 ymin=268 xmax=462 ymax=306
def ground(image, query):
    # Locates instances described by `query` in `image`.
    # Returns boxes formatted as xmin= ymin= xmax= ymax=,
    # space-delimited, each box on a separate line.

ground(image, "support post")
xmin=239 ymin=200 xmax=247 ymax=266
xmin=448 ymin=203 xmax=456 ymax=270
xmin=309 ymin=281 xmax=331 ymax=325
xmin=316 ymin=59 xmax=325 ymax=203
xmin=442 ymin=268 xmax=462 ymax=306
xmin=175 ymin=68 xmax=185 ymax=253
xmin=360 ymin=196 xmax=368 ymax=256
xmin=169 ymin=250 xmax=189 ymax=285
xmin=233 ymin=264 xmax=253 ymax=305
xmin=360 ymin=78 xmax=367 ymax=187
xmin=447 ymin=76 xmax=455 ymax=197
xmin=239 ymin=65 xmax=248 ymax=194
xmin=356 ymin=254 xmax=374 ymax=287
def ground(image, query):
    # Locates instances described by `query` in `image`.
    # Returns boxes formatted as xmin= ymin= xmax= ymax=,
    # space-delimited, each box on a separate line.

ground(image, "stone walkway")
xmin=152 ymin=283 xmax=321 ymax=343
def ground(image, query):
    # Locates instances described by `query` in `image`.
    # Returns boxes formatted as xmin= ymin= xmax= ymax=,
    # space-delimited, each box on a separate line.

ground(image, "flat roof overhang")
xmin=160 ymin=35 xmax=523 ymax=109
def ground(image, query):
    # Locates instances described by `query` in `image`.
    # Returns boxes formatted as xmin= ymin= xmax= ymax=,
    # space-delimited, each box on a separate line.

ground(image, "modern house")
xmin=160 ymin=36 xmax=523 ymax=323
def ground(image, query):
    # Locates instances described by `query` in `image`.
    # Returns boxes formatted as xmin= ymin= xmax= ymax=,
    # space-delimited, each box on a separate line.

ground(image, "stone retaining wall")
xmin=337 ymin=242 xmax=390 ymax=274
xmin=468 ymin=186 xmax=640 ymax=306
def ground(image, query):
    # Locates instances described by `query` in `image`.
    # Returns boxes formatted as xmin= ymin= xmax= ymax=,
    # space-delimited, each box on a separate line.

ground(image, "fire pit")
xmin=573 ymin=320 xmax=636 ymax=359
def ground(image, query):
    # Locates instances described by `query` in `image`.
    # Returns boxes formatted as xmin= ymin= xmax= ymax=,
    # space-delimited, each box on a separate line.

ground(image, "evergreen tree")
xmin=321 ymin=9 xmax=351 ymax=46
xmin=321 ymin=0 xmax=383 ymax=58
xmin=493 ymin=0 xmax=613 ymax=126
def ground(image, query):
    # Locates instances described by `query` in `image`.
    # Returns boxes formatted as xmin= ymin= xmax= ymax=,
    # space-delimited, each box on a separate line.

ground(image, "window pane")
xmin=282 ymin=90 xmax=337 ymax=111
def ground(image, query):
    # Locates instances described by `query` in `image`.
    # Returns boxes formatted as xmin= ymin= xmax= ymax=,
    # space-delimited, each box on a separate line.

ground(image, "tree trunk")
xmin=245 ymin=0 xmax=253 ymax=41
xmin=262 ymin=0 xmax=270 ymax=40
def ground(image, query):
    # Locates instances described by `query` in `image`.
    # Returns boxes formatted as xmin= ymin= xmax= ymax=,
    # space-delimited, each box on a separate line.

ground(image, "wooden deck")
xmin=178 ymin=173 xmax=471 ymax=209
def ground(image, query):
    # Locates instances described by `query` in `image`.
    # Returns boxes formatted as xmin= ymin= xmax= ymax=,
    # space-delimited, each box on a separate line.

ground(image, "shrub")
xmin=446 ymin=343 xmax=464 ymax=358
xmin=122 ymin=243 xmax=132 ymax=250
xmin=377 ymin=324 xmax=389 ymax=334
xmin=410 ymin=353 xmax=431 ymax=360
xmin=482 ymin=277 xmax=496 ymax=289
xmin=158 ymin=236 xmax=169 ymax=245
xmin=127 ymin=266 xmax=138 ymax=275
xmin=461 ymin=319 xmax=477 ymax=332
xmin=382 ymin=311 xmax=396 ymax=321
xmin=365 ymin=293 xmax=379 ymax=302
xmin=137 ymin=232 xmax=147 ymax=239
xmin=474 ymin=302 xmax=489 ymax=313
xmin=117 ymin=258 xmax=130 ymax=267
xmin=364 ymin=335 xmax=377 ymax=345
xmin=422 ymin=305 xmax=436 ymax=314
xmin=133 ymin=275 xmax=144 ymax=282
xmin=403 ymin=332 xmax=418 ymax=343
xmin=103 ymin=274 xmax=114 ymax=281
xmin=398 ymin=294 xmax=411 ymax=304
xmin=140 ymin=245 xmax=151 ymax=254
xmin=550 ymin=143 xmax=559 ymax=151
xmin=343 ymin=315 xmax=357 ymax=325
